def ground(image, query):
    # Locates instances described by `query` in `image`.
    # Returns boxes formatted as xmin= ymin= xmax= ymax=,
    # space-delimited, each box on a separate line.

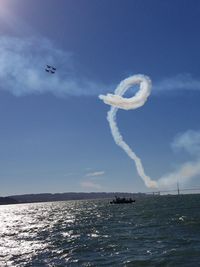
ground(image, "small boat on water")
xmin=110 ymin=196 xmax=135 ymax=204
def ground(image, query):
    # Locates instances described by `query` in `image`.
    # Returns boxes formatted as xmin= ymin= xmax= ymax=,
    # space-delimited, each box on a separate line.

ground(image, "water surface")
xmin=0 ymin=194 xmax=200 ymax=266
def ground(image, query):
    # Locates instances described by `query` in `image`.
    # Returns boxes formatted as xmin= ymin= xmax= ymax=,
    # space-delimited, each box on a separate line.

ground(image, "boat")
xmin=110 ymin=196 xmax=135 ymax=204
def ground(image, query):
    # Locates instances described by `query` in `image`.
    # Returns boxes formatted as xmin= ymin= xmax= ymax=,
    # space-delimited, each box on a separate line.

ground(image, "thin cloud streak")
xmin=86 ymin=171 xmax=105 ymax=177
xmin=154 ymin=73 xmax=200 ymax=94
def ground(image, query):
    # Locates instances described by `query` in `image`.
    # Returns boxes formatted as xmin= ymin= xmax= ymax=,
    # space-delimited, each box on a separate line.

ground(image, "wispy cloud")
xmin=154 ymin=73 xmax=200 ymax=94
xmin=1 ymin=36 xmax=200 ymax=98
xmin=80 ymin=170 xmax=105 ymax=190
xmin=80 ymin=180 xmax=102 ymax=190
xmin=85 ymin=171 xmax=105 ymax=177
xmin=172 ymin=130 xmax=200 ymax=156
xmin=0 ymin=36 xmax=105 ymax=97
xmin=158 ymin=159 xmax=200 ymax=188
xmin=158 ymin=129 xmax=200 ymax=188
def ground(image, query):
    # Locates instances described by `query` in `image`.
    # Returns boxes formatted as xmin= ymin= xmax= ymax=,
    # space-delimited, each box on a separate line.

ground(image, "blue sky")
xmin=1 ymin=0 xmax=200 ymax=195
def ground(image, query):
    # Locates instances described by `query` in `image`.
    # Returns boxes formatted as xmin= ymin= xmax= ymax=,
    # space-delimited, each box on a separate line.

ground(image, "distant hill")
xmin=0 ymin=197 xmax=19 ymax=205
xmin=7 ymin=192 xmax=146 ymax=204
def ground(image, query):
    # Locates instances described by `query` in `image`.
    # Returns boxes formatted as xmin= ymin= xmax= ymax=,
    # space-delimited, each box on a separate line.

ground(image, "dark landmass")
xmin=5 ymin=192 xmax=146 ymax=204
xmin=0 ymin=197 xmax=19 ymax=205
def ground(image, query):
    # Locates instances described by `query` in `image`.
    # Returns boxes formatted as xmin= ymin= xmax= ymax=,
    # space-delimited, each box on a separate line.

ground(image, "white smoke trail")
xmin=99 ymin=74 xmax=158 ymax=188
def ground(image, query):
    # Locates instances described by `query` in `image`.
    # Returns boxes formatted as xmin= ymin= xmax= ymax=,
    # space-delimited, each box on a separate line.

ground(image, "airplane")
xmin=45 ymin=65 xmax=56 ymax=74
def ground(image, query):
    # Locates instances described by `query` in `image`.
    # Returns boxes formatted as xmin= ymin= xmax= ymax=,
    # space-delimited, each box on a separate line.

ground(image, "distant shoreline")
xmin=0 ymin=192 xmax=146 ymax=205
xmin=1 ymin=192 xmax=199 ymax=206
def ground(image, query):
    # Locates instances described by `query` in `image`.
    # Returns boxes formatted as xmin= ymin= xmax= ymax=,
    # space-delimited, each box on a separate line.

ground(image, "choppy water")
xmin=0 ymin=194 xmax=200 ymax=267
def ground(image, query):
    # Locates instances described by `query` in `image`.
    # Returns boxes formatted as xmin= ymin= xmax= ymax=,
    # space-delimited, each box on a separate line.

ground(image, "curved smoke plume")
xmin=99 ymin=74 xmax=158 ymax=189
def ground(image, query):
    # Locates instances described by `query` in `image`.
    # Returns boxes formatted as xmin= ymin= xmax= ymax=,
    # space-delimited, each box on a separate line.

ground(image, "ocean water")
xmin=0 ymin=195 xmax=200 ymax=267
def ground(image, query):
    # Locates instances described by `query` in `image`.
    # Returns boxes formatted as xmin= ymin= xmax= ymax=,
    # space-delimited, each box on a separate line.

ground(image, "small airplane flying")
xmin=45 ymin=65 xmax=56 ymax=74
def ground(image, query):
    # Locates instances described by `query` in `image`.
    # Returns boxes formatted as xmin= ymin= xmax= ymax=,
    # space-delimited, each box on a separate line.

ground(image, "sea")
xmin=0 ymin=194 xmax=200 ymax=267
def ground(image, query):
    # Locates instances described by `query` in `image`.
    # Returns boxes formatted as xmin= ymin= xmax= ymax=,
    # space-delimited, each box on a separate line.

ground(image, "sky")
xmin=1 ymin=0 xmax=200 ymax=195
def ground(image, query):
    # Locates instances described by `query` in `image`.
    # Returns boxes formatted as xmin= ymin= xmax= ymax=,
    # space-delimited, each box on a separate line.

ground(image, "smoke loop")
xmin=99 ymin=74 xmax=158 ymax=188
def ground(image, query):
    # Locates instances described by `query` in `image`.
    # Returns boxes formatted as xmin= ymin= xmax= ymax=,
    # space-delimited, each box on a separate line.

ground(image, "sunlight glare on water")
xmin=0 ymin=196 xmax=200 ymax=266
